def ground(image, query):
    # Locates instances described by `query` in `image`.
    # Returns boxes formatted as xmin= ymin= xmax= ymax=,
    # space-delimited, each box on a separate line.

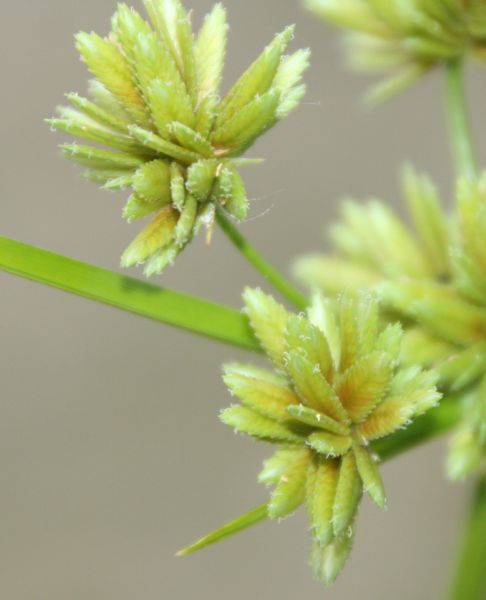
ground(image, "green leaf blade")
xmin=177 ymin=503 xmax=269 ymax=557
xmin=0 ymin=237 xmax=261 ymax=352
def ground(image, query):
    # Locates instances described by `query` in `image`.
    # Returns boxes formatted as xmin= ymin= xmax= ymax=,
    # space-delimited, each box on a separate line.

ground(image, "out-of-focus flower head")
xmin=295 ymin=166 xmax=486 ymax=478
xmin=48 ymin=0 xmax=309 ymax=275
xmin=306 ymin=0 xmax=486 ymax=101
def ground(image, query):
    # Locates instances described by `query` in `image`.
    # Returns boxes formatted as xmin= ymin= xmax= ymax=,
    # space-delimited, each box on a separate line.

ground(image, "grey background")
xmin=1 ymin=1 xmax=485 ymax=598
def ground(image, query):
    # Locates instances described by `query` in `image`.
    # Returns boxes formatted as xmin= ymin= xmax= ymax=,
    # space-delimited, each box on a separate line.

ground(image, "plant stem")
xmin=0 ymin=236 xmax=261 ymax=353
xmin=216 ymin=209 xmax=308 ymax=310
xmin=177 ymin=395 xmax=461 ymax=556
xmin=449 ymin=473 xmax=486 ymax=600
xmin=445 ymin=57 xmax=485 ymax=600
xmin=445 ymin=58 xmax=477 ymax=180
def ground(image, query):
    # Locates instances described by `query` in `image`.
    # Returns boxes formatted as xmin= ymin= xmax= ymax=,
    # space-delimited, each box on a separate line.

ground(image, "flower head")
xmin=48 ymin=0 xmax=309 ymax=275
xmin=295 ymin=167 xmax=486 ymax=479
xmin=221 ymin=288 xmax=440 ymax=584
xmin=306 ymin=0 xmax=486 ymax=101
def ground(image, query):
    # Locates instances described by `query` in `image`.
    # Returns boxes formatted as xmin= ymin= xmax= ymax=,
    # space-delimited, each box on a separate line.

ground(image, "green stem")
xmin=0 ymin=236 xmax=261 ymax=353
xmin=445 ymin=57 xmax=485 ymax=600
xmin=449 ymin=473 xmax=486 ymax=600
xmin=445 ymin=58 xmax=477 ymax=180
xmin=216 ymin=210 xmax=308 ymax=310
xmin=177 ymin=395 xmax=461 ymax=556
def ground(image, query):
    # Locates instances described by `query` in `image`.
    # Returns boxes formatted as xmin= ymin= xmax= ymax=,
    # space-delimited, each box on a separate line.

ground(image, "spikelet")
xmin=217 ymin=289 xmax=440 ymax=584
xmin=48 ymin=0 xmax=309 ymax=275
xmin=306 ymin=0 xmax=486 ymax=101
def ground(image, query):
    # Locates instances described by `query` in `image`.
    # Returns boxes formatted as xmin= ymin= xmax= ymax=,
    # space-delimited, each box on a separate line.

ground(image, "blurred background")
xmin=2 ymin=1 xmax=486 ymax=598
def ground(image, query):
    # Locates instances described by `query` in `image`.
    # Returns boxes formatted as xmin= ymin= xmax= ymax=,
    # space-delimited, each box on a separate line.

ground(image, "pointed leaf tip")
xmin=176 ymin=502 xmax=269 ymax=556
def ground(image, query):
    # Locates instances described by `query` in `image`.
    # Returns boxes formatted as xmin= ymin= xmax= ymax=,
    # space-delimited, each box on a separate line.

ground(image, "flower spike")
xmin=216 ymin=289 xmax=440 ymax=584
xmin=48 ymin=0 xmax=310 ymax=275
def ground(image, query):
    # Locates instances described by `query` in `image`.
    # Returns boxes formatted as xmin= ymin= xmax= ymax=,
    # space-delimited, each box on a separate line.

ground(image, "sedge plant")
xmin=1 ymin=0 xmax=486 ymax=596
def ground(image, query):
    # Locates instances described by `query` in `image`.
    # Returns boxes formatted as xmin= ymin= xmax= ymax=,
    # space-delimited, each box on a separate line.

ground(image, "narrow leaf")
xmin=177 ymin=503 xmax=269 ymax=556
xmin=0 ymin=237 xmax=261 ymax=351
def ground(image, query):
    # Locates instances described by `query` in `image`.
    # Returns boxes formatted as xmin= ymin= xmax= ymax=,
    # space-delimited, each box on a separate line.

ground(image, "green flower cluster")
xmin=306 ymin=0 xmax=486 ymax=100
xmin=221 ymin=288 xmax=440 ymax=584
xmin=48 ymin=0 xmax=309 ymax=275
xmin=295 ymin=167 xmax=486 ymax=478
